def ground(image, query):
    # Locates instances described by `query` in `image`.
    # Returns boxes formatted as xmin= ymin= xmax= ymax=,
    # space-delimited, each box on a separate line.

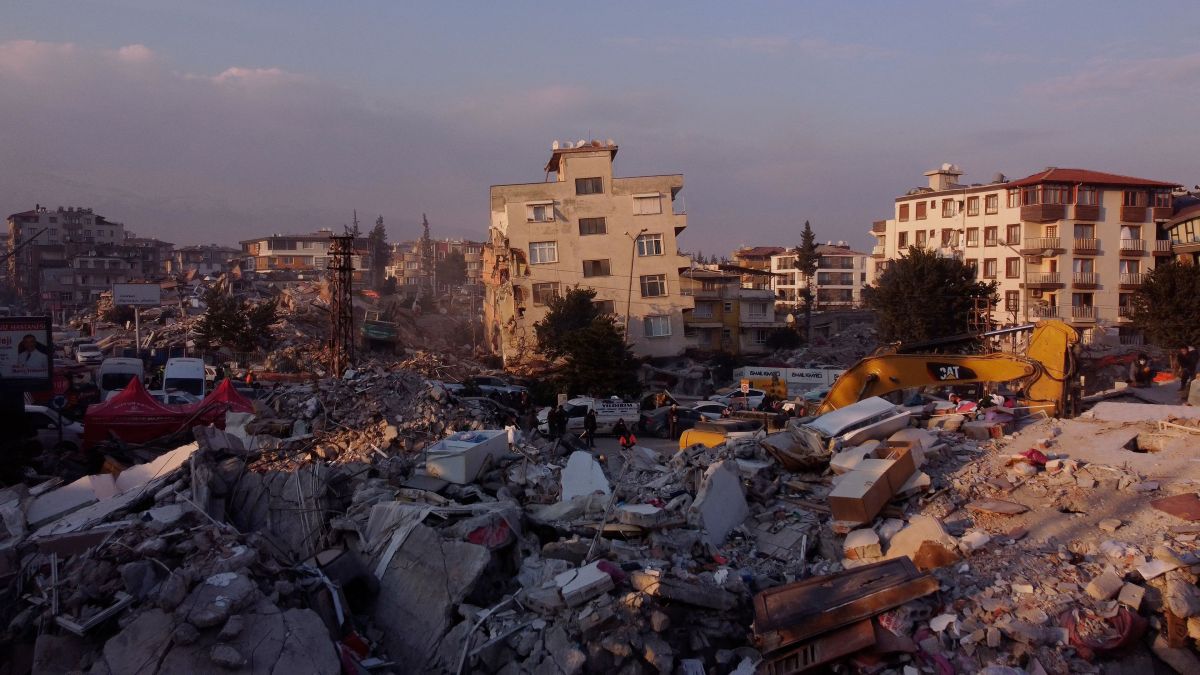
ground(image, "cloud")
xmin=1026 ymin=52 xmax=1200 ymax=99
xmin=116 ymin=43 xmax=154 ymax=63
xmin=606 ymin=35 xmax=891 ymax=60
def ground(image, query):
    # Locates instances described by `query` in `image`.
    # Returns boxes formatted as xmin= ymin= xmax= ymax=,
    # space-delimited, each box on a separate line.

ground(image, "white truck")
xmin=537 ymin=396 xmax=640 ymax=435
xmin=162 ymin=357 xmax=206 ymax=397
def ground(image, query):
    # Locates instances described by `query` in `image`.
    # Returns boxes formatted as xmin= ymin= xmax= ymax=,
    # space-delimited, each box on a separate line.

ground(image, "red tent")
xmin=179 ymin=379 xmax=255 ymax=426
xmin=83 ymin=377 xmax=190 ymax=449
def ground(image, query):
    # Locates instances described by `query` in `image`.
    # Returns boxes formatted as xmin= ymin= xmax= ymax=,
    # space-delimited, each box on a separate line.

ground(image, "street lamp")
xmin=623 ymin=228 xmax=648 ymax=346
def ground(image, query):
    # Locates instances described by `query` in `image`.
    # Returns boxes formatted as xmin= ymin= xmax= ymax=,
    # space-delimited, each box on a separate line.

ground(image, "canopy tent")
xmin=82 ymin=377 xmax=188 ymax=449
xmin=178 ymin=379 xmax=254 ymax=426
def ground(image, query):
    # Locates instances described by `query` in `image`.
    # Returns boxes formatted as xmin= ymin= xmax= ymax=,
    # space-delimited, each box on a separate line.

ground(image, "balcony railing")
xmin=984 ymin=238 xmax=999 ymax=247
xmin=1072 ymin=272 xmax=1099 ymax=288
xmin=1120 ymin=334 xmax=1145 ymax=346
xmin=1119 ymin=239 xmax=1146 ymax=255
xmin=1030 ymin=305 xmax=1062 ymax=320
xmin=1120 ymin=206 xmax=1147 ymax=223
xmin=1073 ymin=238 xmax=1100 ymax=254
xmin=872 ymin=220 xmax=887 ymax=233
xmin=872 ymin=245 xmax=885 ymax=257
xmin=1027 ymin=273 xmax=1063 ymax=287
xmin=1071 ymin=305 xmax=1097 ymax=321
xmin=1021 ymin=204 xmax=1066 ymax=222
xmin=1119 ymin=273 xmax=1146 ymax=288
xmin=1154 ymin=239 xmax=1174 ymax=254
xmin=1118 ymin=305 xmax=1134 ymax=318
xmin=1021 ymin=237 xmax=1063 ymax=254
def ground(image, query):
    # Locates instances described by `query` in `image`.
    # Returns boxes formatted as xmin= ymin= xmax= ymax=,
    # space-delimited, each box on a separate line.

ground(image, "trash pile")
xmin=4 ymin=357 xmax=1200 ymax=673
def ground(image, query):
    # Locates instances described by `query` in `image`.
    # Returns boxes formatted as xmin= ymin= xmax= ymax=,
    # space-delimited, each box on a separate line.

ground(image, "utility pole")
xmin=328 ymin=234 xmax=356 ymax=375
xmin=623 ymin=228 xmax=648 ymax=346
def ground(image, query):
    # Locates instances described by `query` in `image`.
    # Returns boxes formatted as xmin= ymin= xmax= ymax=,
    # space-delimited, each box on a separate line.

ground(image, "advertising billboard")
xmin=0 ymin=316 xmax=53 ymax=392
xmin=113 ymin=283 xmax=161 ymax=306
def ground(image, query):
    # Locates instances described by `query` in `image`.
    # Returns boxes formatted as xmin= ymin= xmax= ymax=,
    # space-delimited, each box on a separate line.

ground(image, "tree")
xmin=436 ymin=250 xmax=467 ymax=295
xmin=765 ymin=327 xmax=802 ymax=351
xmin=419 ymin=213 xmax=434 ymax=294
xmin=534 ymin=287 xmax=641 ymax=398
xmin=863 ymin=247 xmax=998 ymax=344
xmin=1131 ymin=261 xmax=1200 ymax=348
xmin=794 ymin=221 xmax=820 ymax=340
xmin=194 ymin=288 xmax=278 ymax=353
xmin=367 ymin=216 xmax=389 ymax=290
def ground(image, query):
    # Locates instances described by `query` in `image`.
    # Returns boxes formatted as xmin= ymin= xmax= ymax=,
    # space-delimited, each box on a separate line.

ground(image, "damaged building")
xmin=483 ymin=141 xmax=694 ymax=365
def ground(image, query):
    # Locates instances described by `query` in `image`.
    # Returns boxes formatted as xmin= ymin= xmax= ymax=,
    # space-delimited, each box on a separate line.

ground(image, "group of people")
xmin=541 ymin=404 xmax=638 ymax=451
xmin=1129 ymin=346 xmax=1198 ymax=397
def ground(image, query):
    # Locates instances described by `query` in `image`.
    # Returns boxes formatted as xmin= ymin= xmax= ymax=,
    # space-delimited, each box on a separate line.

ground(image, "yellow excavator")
xmin=816 ymin=319 xmax=1080 ymax=417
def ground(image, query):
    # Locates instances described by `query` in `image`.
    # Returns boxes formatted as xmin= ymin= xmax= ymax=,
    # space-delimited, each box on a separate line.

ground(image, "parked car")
xmin=688 ymin=401 xmax=727 ymax=421
xmin=74 ymin=343 xmax=104 ymax=365
xmin=537 ymin=397 xmax=640 ymax=435
xmin=678 ymin=418 xmax=765 ymax=449
xmin=98 ymin=357 xmax=145 ymax=399
xmin=637 ymin=406 xmax=706 ymax=438
xmin=708 ymin=388 xmax=767 ymax=410
xmin=24 ymin=405 xmax=85 ymax=452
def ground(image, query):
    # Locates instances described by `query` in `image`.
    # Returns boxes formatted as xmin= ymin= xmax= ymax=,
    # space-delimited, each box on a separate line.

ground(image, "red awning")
xmin=177 ymin=379 xmax=255 ymax=426
xmin=83 ymin=377 xmax=190 ymax=449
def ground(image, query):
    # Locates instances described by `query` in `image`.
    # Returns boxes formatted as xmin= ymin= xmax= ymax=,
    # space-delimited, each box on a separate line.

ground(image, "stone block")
xmin=843 ymin=528 xmax=882 ymax=561
xmin=555 ymin=561 xmax=615 ymax=607
xmin=689 ymin=460 xmax=749 ymax=546
xmin=1118 ymin=583 xmax=1145 ymax=611
xmin=1086 ymin=569 xmax=1124 ymax=601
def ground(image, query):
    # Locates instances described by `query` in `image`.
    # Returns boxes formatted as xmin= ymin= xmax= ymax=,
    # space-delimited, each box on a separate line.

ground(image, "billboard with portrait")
xmin=0 ymin=316 xmax=53 ymax=392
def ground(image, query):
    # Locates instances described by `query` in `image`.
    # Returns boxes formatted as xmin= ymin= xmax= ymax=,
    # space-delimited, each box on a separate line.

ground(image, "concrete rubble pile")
xmin=777 ymin=322 xmax=878 ymax=369
xmin=6 ymin=359 xmax=1200 ymax=673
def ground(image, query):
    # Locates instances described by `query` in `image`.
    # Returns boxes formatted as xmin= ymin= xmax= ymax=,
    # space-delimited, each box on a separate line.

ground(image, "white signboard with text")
xmin=113 ymin=283 xmax=161 ymax=306
xmin=734 ymin=366 xmax=843 ymax=391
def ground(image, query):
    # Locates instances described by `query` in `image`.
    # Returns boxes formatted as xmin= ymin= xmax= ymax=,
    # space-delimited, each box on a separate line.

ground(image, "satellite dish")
xmin=577 ymin=139 xmax=586 ymax=148
xmin=552 ymin=140 xmax=560 ymax=150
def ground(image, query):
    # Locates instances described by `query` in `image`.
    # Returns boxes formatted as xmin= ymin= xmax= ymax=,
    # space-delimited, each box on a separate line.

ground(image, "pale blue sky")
xmin=2 ymin=1 xmax=1198 ymax=250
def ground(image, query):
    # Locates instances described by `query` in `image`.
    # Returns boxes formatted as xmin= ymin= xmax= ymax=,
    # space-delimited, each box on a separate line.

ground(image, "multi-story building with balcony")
xmin=870 ymin=164 xmax=1179 ymax=342
xmin=168 ymin=244 xmax=242 ymax=277
xmin=6 ymin=205 xmax=126 ymax=308
xmin=680 ymin=266 xmax=787 ymax=355
xmin=1165 ymin=195 xmax=1200 ymax=265
xmin=239 ymin=230 xmax=370 ymax=281
xmin=483 ymin=141 xmax=692 ymax=364
xmin=770 ymin=243 xmax=869 ymax=312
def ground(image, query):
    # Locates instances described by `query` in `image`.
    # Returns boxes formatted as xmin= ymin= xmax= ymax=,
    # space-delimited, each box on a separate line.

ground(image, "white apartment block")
xmin=770 ymin=243 xmax=870 ymax=312
xmin=870 ymin=164 xmax=1179 ymax=342
xmin=484 ymin=141 xmax=692 ymax=364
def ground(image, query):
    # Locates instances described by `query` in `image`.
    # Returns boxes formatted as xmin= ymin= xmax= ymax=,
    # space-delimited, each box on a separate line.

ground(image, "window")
xmin=1007 ymin=189 xmax=1020 ymax=208
xmin=984 ymin=226 xmax=998 ymax=246
xmin=965 ymin=259 xmax=978 ymax=277
xmin=915 ymin=202 xmax=927 ymax=220
xmin=899 ymin=204 xmax=910 ymax=221
xmin=593 ymin=300 xmax=615 ymax=315
xmin=1005 ymin=257 xmax=1020 ymax=278
xmin=634 ymin=195 xmax=662 ymax=215
xmin=531 ymin=282 xmax=560 ymax=305
xmin=692 ymin=302 xmax=714 ymax=318
xmin=1153 ymin=190 xmax=1172 ymax=208
xmin=1072 ymin=293 xmax=1093 ymax=307
xmin=939 ymin=229 xmax=952 ymax=246
xmin=528 ymin=241 xmax=558 ymax=264
xmin=527 ymin=203 xmax=554 ymax=222
xmin=1119 ymin=259 xmax=1140 ymax=274
xmin=914 ymin=230 xmax=927 ymax=247
xmin=582 ymin=259 xmax=611 ymax=277
xmin=1073 ymin=258 xmax=1093 ymax=273
xmin=640 ymin=274 xmax=667 ymax=297
xmin=1122 ymin=190 xmax=1147 ymax=207
xmin=1077 ymin=186 xmax=1099 ymax=206
xmin=578 ymin=217 xmax=607 ymax=235
xmin=1006 ymin=224 xmax=1021 ymax=244
xmin=643 ymin=315 xmax=671 ymax=337
xmin=898 ymin=232 xmax=908 ymax=248
xmin=1005 ymin=291 xmax=1020 ymax=313
xmin=1074 ymin=224 xmax=1094 ymax=239
xmin=985 ymin=194 xmax=999 ymax=214
xmin=941 ymin=199 xmax=956 ymax=217
xmin=753 ymin=329 xmax=771 ymax=345
xmin=983 ymin=259 xmax=997 ymax=279
xmin=636 ymin=233 xmax=664 ymax=256
xmin=966 ymin=196 xmax=980 ymax=216
xmin=748 ymin=302 xmax=768 ymax=318
xmin=576 ymin=177 xmax=603 ymax=195
xmin=1042 ymin=184 xmax=1069 ymax=204
xmin=966 ymin=228 xmax=979 ymax=247
xmin=723 ymin=301 xmax=733 ymax=312
xmin=1121 ymin=225 xmax=1141 ymax=241
xmin=1045 ymin=225 xmax=1058 ymax=238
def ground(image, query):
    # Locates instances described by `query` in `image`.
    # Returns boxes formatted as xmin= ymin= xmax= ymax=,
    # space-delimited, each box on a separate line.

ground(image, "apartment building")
xmin=168 ymin=245 xmax=242 ymax=277
xmin=769 ymin=243 xmax=870 ymax=311
xmin=680 ymin=267 xmax=786 ymax=355
xmin=386 ymin=238 xmax=485 ymax=291
xmin=731 ymin=246 xmax=784 ymax=290
xmin=870 ymin=164 xmax=1179 ymax=341
xmin=483 ymin=141 xmax=692 ymax=364
xmin=239 ymin=230 xmax=370 ymax=280
xmin=1166 ymin=195 xmax=1200 ymax=264
xmin=6 ymin=205 xmax=126 ymax=307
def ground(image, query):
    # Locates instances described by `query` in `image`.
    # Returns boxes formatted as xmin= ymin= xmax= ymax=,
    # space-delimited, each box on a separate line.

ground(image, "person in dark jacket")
xmin=1130 ymin=353 xmax=1154 ymax=388
xmin=613 ymin=419 xmax=637 ymax=451
xmin=667 ymin=404 xmax=679 ymax=439
xmin=583 ymin=409 xmax=598 ymax=448
xmin=1177 ymin=345 xmax=1198 ymax=395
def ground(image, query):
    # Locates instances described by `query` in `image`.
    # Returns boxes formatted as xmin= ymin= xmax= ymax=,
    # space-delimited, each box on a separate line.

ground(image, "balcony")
xmin=1119 ymin=239 xmax=1146 ymax=255
xmin=1020 ymin=237 xmax=1063 ymax=254
xmin=1072 ymin=272 xmax=1099 ymax=288
xmin=872 ymin=245 xmax=885 ymax=257
xmin=1030 ymin=305 xmax=1063 ymax=320
xmin=1152 ymin=206 xmax=1173 ymax=221
xmin=1073 ymin=238 xmax=1100 ymax=254
xmin=872 ymin=220 xmax=887 ymax=233
xmin=1070 ymin=305 xmax=1097 ymax=322
xmin=1120 ymin=206 xmax=1147 ymax=223
xmin=1021 ymin=204 xmax=1066 ymax=222
xmin=1026 ymin=273 xmax=1064 ymax=288
xmin=1118 ymin=305 xmax=1134 ymax=320
xmin=1119 ymin=272 xmax=1146 ymax=288
xmin=1154 ymin=239 xmax=1174 ymax=255
xmin=1120 ymin=333 xmax=1145 ymax=346
xmin=1074 ymin=204 xmax=1101 ymax=221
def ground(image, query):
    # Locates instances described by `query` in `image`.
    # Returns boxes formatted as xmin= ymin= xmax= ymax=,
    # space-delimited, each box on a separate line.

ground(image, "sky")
xmin=2 ymin=1 xmax=1199 ymax=252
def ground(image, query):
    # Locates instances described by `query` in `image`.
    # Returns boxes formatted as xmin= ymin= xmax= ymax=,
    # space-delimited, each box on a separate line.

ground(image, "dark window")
xmin=578 ymin=217 xmax=607 ymax=235
xmin=582 ymin=259 xmax=611 ymax=277
xmin=575 ymin=177 xmax=603 ymax=195
xmin=593 ymin=300 xmax=615 ymax=315
xmin=532 ymin=282 xmax=560 ymax=305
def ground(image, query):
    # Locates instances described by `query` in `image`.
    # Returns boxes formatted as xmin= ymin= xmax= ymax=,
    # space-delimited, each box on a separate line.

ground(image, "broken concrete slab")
xmin=100 ymin=608 xmax=175 ymax=675
xmin=631 ymin=569 xmax=737 ymax=611
xmin=1085 ymin=569 xmax=1124 ymax=601
xmin=1118 ymin=583 xmax=1145 ymax=611
xmin=1152 ymin=493 xmax=1200 ymax=522
xmin=966 ymin=499 xmax=1029 ymax=516
xmin=885 ymin=516 xmax=959 ymax=570
xmin=560 ymin=451 xmax=611 ymax=502
xmin=556 ymin=561 xmax=616 ymax=607
xmin=1165 ymin=574 xmax=1200 ymax=618
xmin=616 ymin=503 xmax=668 ymax=528
xmin=843 ymin=528 xmax=882 ymax=561
xmin=689 ymin=460 xmax=749 ymax=546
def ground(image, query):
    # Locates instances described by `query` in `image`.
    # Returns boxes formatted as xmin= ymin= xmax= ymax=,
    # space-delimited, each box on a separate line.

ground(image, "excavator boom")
xmin=816 ymin=320 xmax=1079 ymax=416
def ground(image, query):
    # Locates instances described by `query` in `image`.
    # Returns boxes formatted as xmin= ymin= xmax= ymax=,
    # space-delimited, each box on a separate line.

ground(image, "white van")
xmin=98 ymin=357 xmax=145 ymax=399
xmin=162 ymin=357 xmax=206 ymax=397
xmin=537 ymin=396 xmax=640 ymax=435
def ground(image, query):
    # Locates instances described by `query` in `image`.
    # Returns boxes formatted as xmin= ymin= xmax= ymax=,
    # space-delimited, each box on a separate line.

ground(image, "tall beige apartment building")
xmin=483 ymin=141 xmax=692 ymax=365
xmin=870 ymin=165 xmax=1179 ymax=343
